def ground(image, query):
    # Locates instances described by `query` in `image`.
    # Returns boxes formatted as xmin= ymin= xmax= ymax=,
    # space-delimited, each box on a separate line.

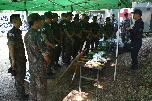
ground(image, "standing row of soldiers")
xmin=7 ymin=11 xmax=116 ymax=100
xmin=39 ymin=11 xmax=104 ymax=69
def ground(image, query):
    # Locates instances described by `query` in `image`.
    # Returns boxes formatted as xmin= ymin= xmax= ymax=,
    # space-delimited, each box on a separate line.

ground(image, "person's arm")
xmin=82 ymin=28 xmax=92 ymax=33
xmin=37 ymin=36 xmax=50 ymax=67
xmin=43 ymin=37 xmax=55 ymax=49
xmin=7 ymin=32 xmax=16 ymax=67
xmin=64 ymin=30 xmax=74 ymax=42
xmin=97 ymin=24 xmax=101 ymax=38
xmin=78 ymin=31 xmax=82 ymax=39
xmin=112 ymin=26 xmax=115 ymax=38
xmin=53 ymin=35 xmax=60 ymax=44
xmin=63 ymin=22 xmax=74 ymax=42
xmin=41 ymin=27 xmax=55 ymax=49
xmin=102 ymin=26 xmax=108 ymax=38
xmin=8 ymin=44 xmax=15 ymax=66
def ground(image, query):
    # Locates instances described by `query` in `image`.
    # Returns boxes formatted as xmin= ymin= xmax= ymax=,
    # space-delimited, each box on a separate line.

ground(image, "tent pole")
xmin=24 ymin=1 xmax=28 ymax=31
xmin=24 ymin=1 xmax=28 ymax=19
xmin=114 ymin=1 xmax=121 ymax=81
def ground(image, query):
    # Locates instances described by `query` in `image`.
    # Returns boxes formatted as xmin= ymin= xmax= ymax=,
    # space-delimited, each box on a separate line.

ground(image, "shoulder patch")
xmin=8 ymin=33 xmax=14 ymax=37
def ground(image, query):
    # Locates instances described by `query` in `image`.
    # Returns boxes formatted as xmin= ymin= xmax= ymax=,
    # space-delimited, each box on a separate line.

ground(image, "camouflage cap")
xmin=44 ymin=11 xmax=52 ymax=18
xmin=106 ymin=17 xmax=111 ymax=21
xmin=27 ymin=13 xmax=42 ymax=22
xmin=61 ymin=13 xmax=66 ymax=17
xmin=52 ymin=13 xmax=59 ymax=19
xmin=82 ymin=14 xmax=86 ymax=16
xmin=66 ymin=12 xmax=74 ymax=16
xmin=84 ymin=16 xmax=89 ymax=19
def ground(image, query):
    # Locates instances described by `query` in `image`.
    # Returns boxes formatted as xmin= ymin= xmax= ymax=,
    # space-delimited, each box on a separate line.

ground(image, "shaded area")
xmin=0 ymin=37 xmax=152 ymax=101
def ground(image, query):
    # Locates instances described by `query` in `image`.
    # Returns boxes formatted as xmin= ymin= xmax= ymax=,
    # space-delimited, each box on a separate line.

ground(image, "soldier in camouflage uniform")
xmin=81 ymin=16 xmax=92 ymax=55
xmin=62 ymin=12 xmax=75 ymax=66
xmin=79 ymin=14 xmax=86 ymax=51
xmin=24 ymin=13 xmax=49 ymax=101
xmin=7 ymin=14 xmax=28 ymax=100
xmin=90 ymin=16 xmax=100 ymax=50
xmin=72 ymin=14 xmax=82 ymax=59
xmin=110 ymin=14 xmax=118 ymax=38
xmin=59 ymin=13 xmax=66 ymax=63
xmin=120 ymin=12 xmax=130 ymax=42
xmin=41 ymin=11 xmax=56 ymax=78
xmin=52 ymin=13 xmax=62 ymax=68
xmin=103 ymin=17 xmax=114 ymax=40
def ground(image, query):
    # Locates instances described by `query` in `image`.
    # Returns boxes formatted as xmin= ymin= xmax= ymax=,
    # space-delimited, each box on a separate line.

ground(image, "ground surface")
xmin=0 ymin=36 xmax=152 ymax=101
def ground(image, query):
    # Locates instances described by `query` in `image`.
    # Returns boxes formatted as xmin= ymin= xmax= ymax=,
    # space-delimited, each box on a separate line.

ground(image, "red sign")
xmin=120 ymin=9 xmax=132 ymax=19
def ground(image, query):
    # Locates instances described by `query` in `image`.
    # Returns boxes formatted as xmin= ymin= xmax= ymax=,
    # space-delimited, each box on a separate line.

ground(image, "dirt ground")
xmin=1 ymin=36 xmax=152 ymax=101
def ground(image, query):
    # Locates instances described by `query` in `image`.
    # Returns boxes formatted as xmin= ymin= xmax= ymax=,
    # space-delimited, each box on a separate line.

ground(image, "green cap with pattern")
xmin=27 ymin=13 xmax=42 ymax=22
xmin=52 ymin=13 xmax=59 ymax=19
xmin=44 ymin=11 xmax=52 ymax=18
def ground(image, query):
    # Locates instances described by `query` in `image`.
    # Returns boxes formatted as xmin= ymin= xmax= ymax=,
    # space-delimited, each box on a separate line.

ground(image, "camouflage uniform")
xmin=25 ymin=28 xmax=48 ymax=101
xmin=63 ymin=12 xmax=74 ymax=65
xmin=90 ymin=18 xmax=100 ymax=50
xmin=41 ymin=22 xmax=55 ymax=72
xmin=72 ymin=17 xmax=82 ymax=59
xmin=59 ymin=14 xmax=66 ymax=63
xmin=103 ymin=23 xmax=114 ymax=40
xmin=81 ymin=16 xmax=91 ymax=55
xmin=79 ymin=20 xmax=85 ymax=51
xmin=7 ymin=26 xmax=26 ymax=98
xmin=51 ymin=14 xmax=61 ymax=65
xmin=121 ymin=18 xmax=130 ymax=42
xmin=24 ymin=13 xmax=48 ymax=101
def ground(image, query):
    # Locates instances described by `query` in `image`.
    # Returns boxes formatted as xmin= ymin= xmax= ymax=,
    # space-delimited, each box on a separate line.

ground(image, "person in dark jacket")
xmin=126 ymin=8 xmax=144 ymax=74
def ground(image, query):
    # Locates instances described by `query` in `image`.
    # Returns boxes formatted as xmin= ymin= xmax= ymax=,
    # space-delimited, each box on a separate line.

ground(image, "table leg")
xmin=96 ymin=69 xmax=100 ymax=101
xmin=79 ymin=66 xmax=82 ymax=92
